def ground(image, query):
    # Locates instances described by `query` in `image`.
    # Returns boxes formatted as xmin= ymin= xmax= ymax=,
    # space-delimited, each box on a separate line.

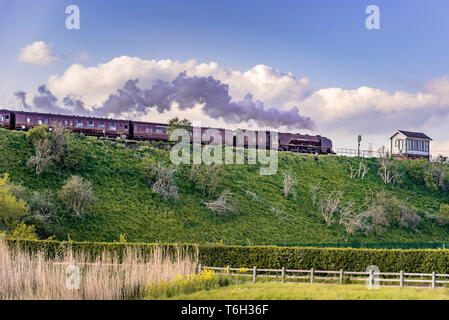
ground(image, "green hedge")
xmin=6 ymin=240 xmax=449 ymax=273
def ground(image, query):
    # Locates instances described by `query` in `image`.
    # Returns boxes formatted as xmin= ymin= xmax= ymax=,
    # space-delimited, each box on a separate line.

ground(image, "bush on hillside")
xmin=26 ymin=125 xmax=49 ymax=144
xmin=0 ymin=174 xmax=29 ymax=229
xmin=8 ymin=222 xmax=38 ymax=240
xmin=59 ymin=175 xmax=96 ymax=217
xmin=189 ymin=164 xmax=225 ymax=197
xmin=141 ymin=160 xmax=179 ymax=199
xmin=203 ymin=190 xmax=236 ymax=215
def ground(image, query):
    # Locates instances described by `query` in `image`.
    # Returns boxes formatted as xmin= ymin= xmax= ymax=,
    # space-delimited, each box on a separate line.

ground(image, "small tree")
xmin=166 ymin=117 xmax=192 ymax=140
xmin=349 ymin=160 xmax=369 ymax=179
xmin=377 ymin=147 xmax=403 ymax=184
xmin=49 ymin=122 xmax=69 ymax=161
xmin=26 ymin=138 xmax=53 ymax=175
xmin=59 ymin=176 xmax=96 ymax=217
xmin=282 ymin=170 xmax=296 ymax=198
xmin=317 ymin=190 xmax=343 ymax=225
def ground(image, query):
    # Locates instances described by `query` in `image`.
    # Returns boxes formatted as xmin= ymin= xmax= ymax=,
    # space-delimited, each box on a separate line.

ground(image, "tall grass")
xmin=0 ymin=237 xmax=197 ymax=299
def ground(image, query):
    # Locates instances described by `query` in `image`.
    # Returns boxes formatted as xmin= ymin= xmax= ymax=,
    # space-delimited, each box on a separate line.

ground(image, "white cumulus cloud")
xmin=18 ymin=41 xmax=59 ymax=66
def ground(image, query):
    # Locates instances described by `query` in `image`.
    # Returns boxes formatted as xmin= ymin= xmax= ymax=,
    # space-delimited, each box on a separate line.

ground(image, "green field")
xmin=1 ymin=127 xmax=449 ymax=244
xmin=170 ymin=282 xmax=449 ymax=300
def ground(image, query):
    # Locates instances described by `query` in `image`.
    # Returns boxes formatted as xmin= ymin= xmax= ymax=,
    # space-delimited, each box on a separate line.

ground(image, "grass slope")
xmin=1 ymin=128 xmax=449 ymax=244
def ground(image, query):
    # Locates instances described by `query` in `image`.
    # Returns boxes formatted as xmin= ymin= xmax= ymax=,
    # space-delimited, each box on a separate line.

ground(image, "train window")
xmin=156 ymin=128 xmax=164 ymax=134
xmin=37 ymin=119 xmax=42 ymax=125
xmin=44 ymin=119 xmax=49 ymax=124
xmin=76 ymin=120 xmax=84 ymax=128
xmin=98 ymin=123 xmax=105 ymax=130
xmin=27 ymin=117 xmax=31 ymax=123
xmin=109 ymin=124 xmax=116 ymax=131
xmin=64 ymin=120 xmax=69 ymax=126
xmin=0 ymin=115 xmax=3 ymax=122
xmin=69 ymin=120 xmax=73 ymax=126
xmin=87 ymin=121 xmax=94 ymax=128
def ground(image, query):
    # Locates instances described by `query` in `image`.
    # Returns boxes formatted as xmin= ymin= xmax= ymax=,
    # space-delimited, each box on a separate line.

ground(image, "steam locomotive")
xmin=0 ymin=109 xmax=333 ymax=154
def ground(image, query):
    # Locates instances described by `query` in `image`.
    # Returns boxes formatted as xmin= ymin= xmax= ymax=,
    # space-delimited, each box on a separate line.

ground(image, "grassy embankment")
xmin=1 ymin=127 xmax=449 ymax=244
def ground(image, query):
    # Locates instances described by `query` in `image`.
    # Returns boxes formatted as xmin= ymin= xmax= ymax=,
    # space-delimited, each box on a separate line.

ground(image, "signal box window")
xmin=87 ymin=120 xmax=95 ymax=128
xmin=0 ymin=115 xmax=3 ymax=122
xmin=27 ymin=117 xmax=31 ymax=123
xmin=76 ymin=120 xmax=84 ymax=128
xmin=146 ymin=127 xmax=153 ymax=133
xmin=109 ymin=123 xmax=116 ymax=131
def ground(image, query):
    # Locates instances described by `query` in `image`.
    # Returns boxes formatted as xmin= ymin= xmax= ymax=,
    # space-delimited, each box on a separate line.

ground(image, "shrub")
xmin=26 ymin=125 xmax=49 ymax=144
xmin=0 ymin=174 xmax=29 ymax=229
xmin=49 ymin=122 xmax=69 ymax=162
xmin=406 ymin=158 xmax=427 ymax=184
xmin=398 ymin=208 xmax=421 ymax=230
xmin=59 ymin=175 xmax=96 ymax=217
xmin=148 ymin=163 xmax=179 ymax=199
xmin=8 ymin=223 xmax=38 ymax=240
xmin=434 ymin=203 xmax=449 ymax=226
xmin=317 ymin=190 xmax=343 ymax=225
xmin=282 ymin=169 xmax=296 ymax=198
xmin=62 ymin=139 xmax=90 ymax=172
xmin=203 ymin=190 xmax=236 ymax=215
xmin=189 ymin=164 xmax=225 ymax=197
xmin=26 ymin=138 xmax=53 ymax=175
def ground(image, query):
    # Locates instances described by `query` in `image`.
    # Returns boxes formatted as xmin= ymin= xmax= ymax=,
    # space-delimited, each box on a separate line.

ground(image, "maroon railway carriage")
xmin=132 ymin=121 xmax=170 ymax=141
xmin=0 ymin=109 xmax=13 ymax=128
xmin=13 ymin=111 xmax=130 ymax=138
xmin=0 ymin=109 xmax=333 ymax=154
xmin=132 ymin=121 xmax=232 ymax=145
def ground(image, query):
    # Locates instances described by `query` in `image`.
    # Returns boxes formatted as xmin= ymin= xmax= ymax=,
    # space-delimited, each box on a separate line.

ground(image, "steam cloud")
xmin=15 ymin=72 xmax=315 ymax=130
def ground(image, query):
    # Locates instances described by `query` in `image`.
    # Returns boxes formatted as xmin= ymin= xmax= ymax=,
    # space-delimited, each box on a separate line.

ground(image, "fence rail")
xmin=336 ymin=148 xmax=380 ymax=158
xmin=200 ymin=265 xmax=449 ymax=289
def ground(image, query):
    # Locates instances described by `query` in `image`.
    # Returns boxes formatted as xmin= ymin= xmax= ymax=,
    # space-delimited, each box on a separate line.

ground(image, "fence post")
xmin=198 ymin=264 xmax=202 ymax=274
xmin=369 ymin=269 xmax=373 ymax=288
xmin=399 ymin=271 xmax=404 ymax=287
xmin=253 ymin=266 xmax=257 ymax=283
xmin=310 ymin=268 xmax=314 ymax=284
xmin=281 ymin=267 xmax=285 ymax=283
xmin=432 ymin=272 xmax=436 ymax=288
xmin=226 ymin=265 xmax=230 ymax=277
xmin=339 ymin=269 xmax=344 ymax=285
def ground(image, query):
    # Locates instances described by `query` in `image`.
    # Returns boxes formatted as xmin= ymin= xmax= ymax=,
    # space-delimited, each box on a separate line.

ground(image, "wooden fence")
xmin=200 ymin=265 xmax=449 ymax=289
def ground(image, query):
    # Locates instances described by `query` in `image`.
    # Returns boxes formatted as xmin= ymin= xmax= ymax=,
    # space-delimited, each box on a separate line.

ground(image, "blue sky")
xmin=1 ymin=0 xmax=449 ymax=153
